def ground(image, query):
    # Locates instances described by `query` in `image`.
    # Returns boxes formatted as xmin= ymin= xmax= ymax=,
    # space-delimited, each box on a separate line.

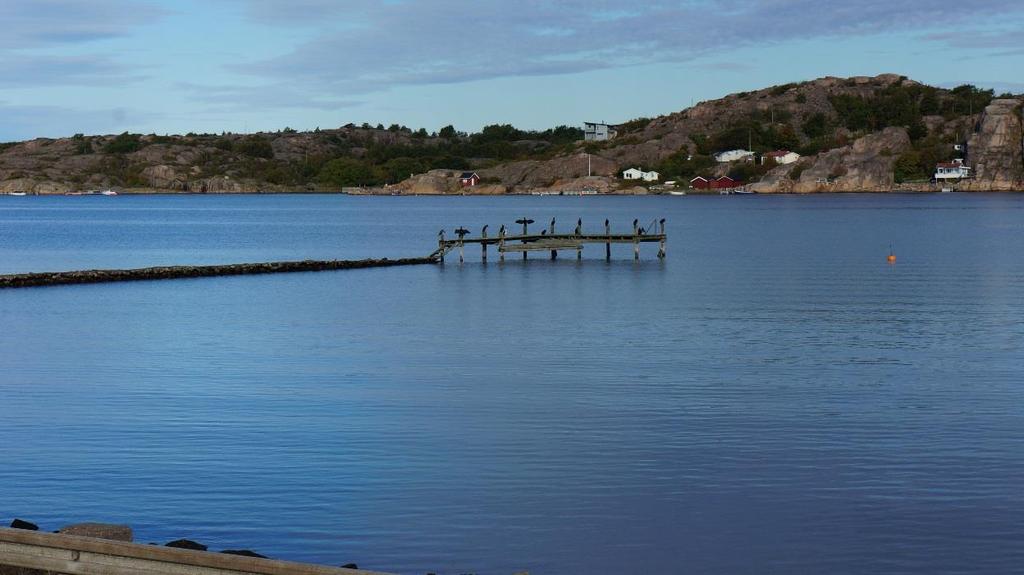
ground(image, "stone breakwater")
xmin=0 ymin=257 xmax=437 ymax=289
xmin=2 ymin=518 xmax=529 ymax=575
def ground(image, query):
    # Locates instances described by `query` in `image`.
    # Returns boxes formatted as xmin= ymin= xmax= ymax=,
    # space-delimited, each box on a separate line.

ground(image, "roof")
xmin=716 ymin=176 xmax=736 ymax=182
xmin=765 ymin=150 xmax=793 ymax=157
xmin=690 ymin=176 xmax=708 ymax=182
xmin=936 ymin=163 xmax=963 ymax=168
xmin=459 ymin=172 xmax=479 ymax=179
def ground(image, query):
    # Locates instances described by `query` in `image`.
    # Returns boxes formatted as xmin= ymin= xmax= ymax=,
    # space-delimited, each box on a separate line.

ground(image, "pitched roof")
xmin=459 ymin=172 xmax=479 ymax=179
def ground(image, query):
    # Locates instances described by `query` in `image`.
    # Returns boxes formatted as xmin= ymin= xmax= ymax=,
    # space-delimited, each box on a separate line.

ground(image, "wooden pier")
xmin=431 ymin=217 xmax=667 ymax=263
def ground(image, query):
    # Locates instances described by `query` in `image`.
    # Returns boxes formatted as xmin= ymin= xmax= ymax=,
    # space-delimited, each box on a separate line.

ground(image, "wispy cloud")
xmin=0 ymin=1 xmax=167 ymax=87
xmin=219 ymin=0 xmax=1024 ymax=96
xmin=177 ymin=82 xmax=364 ymax=111
xmin=0 ymin=55 xmax=146 ymax=87
xmin=0 ymin=0 xmax=167 ymax=49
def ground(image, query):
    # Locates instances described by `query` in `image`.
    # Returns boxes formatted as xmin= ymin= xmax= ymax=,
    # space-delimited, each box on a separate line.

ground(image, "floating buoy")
xmin=887 ymin=253 xmax=897 ymax=264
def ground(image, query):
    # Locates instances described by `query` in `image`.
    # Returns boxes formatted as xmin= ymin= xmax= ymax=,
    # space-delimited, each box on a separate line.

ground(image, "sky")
xmin=2 ymin=0 xmax=1023 ymax=141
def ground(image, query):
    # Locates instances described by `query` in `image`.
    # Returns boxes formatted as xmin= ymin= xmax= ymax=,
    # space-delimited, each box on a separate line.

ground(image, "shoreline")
xmin=3 ymin=187 xmax=1024 ymax=197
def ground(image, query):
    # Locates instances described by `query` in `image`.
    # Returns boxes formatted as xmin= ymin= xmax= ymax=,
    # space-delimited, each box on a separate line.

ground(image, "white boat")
xmin=669 ymin=191 xmax=686 ymax=196
xmin=100 ymin=190 xmax=118 ymax=196
xmin=8 ymin=192 xmax=27 ymax=196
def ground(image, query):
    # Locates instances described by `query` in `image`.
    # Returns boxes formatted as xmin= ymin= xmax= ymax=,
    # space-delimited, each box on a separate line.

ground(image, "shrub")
xmin=235 ymin=136 xmax=274 ymax=159
xmin=104 ymin=132 xmax=144 ymax=154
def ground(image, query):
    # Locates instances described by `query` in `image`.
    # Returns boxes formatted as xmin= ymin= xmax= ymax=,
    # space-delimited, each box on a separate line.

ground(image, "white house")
xmin=762 ymin=150 xmax=801 ymax=165
xmin=935 ymin=158 xmax=972 ymax=180
xmin=623 ymin=168 xmax=659 ymax=182
xmin=714 ymin=149 xmax=755 ymax=163
xmin=584 ymin=122 xmax=617 ymax=142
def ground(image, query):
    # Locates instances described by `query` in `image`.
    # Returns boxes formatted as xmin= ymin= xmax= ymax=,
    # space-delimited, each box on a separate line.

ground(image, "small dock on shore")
xmin=431 ymin=217 xmax=667 ymax=262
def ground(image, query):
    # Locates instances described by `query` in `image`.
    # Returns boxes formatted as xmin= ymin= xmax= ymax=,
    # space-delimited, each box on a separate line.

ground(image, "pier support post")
xmin=658 ymin=218 xmax=666 ymax=259
xmin=481 ymin=225 xmax=489 ymax=263
xmin=438 ymin=230 xmax=446 ymax=264
xmin=633 ymin=219 xmax=640 ymax=261
xmin=605 ymin=219 xmax=611 ymax=261
xmin=550 ymin=217 xmax=557 ymax=260
xmin=499 ymin=225 xmax=506 ymax=263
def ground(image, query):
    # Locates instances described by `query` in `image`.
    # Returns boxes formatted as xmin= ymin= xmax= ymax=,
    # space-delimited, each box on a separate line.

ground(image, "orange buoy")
xmin=887 ymin=253 xmax=897 ymax=264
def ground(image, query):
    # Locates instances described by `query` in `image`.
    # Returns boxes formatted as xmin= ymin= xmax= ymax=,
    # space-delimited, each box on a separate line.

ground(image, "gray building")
xmin=584 ymin=122 xmax=617 ymax=142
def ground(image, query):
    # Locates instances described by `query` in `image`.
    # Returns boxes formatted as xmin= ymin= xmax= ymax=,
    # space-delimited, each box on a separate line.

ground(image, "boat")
xmin=100 ymin=190 xmax=118 ymax=196
xmin=669 ymin=191 xmax=686 ymax=196
xmin=8 ymin=192 xmax=27 ymax=196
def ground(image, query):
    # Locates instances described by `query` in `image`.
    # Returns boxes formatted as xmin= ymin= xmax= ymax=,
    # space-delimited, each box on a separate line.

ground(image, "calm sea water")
xmin=1 ymin=193 xmax=1023 ymax=574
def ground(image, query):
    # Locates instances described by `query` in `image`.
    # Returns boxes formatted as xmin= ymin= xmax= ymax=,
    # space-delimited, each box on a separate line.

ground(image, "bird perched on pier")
xmin=633 ymin=218 xmax=638 ymax=228
xmin=454 ymin=227 xmax=470 ymax=238
xmin=482 ymin=224 xmax=488 ymax=236
xmin=574 ymin=218 xmax=582 ymax=236
xmin=499 ymin=224 xmax=505 ymax=236
xmin=541 ymin=230 xmax=547 ymax=236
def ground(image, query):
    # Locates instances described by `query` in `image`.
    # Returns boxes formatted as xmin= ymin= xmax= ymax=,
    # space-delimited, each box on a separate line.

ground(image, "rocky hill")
xmin=1 ymin=74 xmax=1021 ymax=194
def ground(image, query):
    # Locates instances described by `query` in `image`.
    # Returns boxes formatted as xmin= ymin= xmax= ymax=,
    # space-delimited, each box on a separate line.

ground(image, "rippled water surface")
xmin=1 ymin=193 xmax=1023 ymax=574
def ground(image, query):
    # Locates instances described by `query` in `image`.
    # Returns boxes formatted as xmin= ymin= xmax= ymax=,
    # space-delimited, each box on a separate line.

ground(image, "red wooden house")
xmin=690 ymin=175 xmax=742 ymax=190
xmin=459 ymin=172 xmax=481 ymax=187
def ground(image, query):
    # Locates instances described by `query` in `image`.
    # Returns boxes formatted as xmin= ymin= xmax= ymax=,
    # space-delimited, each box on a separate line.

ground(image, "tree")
xmin=439 ymin=125 xmax=457 ymax=139
xmin=318 ymin=158 xmax=379 ymax=187
xmin=907 ymin=117 xmax=928 ymax=142
xmin=801 ymin=113 xmax=828 ymax=139
xmin=104 ymin=132 xmax=144 ymax=154
xmin=382 ymin=157 xmax=425 ymax=183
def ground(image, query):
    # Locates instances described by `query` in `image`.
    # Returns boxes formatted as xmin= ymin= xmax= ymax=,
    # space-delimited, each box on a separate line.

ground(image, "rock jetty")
xmin=0 ymin=257 xmax=436 ymax=289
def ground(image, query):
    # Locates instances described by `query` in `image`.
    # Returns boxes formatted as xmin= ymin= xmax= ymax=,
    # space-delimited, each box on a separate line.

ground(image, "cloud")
xmin=177 ymin=82 xmax=364 ymax=111
xmin=0 ymin=0 xmax=167 ymax=49
xmin=0 ymin=1 xmax=167 ymax=87
xmin=224 ymin=0 xmax=1024 ymax=95
xmin=0 ymin=55 xmax=146 ymax=87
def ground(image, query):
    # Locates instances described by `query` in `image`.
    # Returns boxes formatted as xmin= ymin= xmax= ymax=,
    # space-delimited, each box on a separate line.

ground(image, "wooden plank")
xmin=0 ymin=528 xmax=391 ymax=575
xmin=499 ymin=240 xmax=583 ymax=253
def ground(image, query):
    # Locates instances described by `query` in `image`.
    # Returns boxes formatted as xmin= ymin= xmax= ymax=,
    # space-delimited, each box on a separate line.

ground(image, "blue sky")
xmin=2 ymin=0 xmax=1023 ymax=141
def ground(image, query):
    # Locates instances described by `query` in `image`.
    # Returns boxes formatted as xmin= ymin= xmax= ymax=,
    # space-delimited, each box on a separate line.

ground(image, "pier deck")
xmin=432 ymin=217 xmax=667 ymax=262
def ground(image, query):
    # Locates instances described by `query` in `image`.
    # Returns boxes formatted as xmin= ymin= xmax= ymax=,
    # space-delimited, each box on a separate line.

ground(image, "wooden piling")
xmin=658 ymin=218 xmax=666 ymax=259
xmin=605 ymin=219 xmax=611 ymax=261
xmin=499 ymin=225 xmax=506 ymax=262
xmin=633 ymin=219 xmax=640 ymax=261
xmin=550 ymin=217 xmax=557 ymax=260
xmin=516 ymin=218 xmax=533 ymax=260
xmin=438 ymin=230 xmax=446 ymax=264
xmin=481 ymin=225 xmax=489 ymax=262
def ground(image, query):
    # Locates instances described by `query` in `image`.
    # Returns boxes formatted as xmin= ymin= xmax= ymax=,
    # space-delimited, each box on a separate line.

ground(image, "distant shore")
xmin=4 ymin=186 xmax=1023 ymax=197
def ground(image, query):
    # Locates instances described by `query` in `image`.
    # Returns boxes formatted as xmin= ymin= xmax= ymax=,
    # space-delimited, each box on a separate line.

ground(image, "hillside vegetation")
xmin=1 ymin=74 xmax=1020 ymax=194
